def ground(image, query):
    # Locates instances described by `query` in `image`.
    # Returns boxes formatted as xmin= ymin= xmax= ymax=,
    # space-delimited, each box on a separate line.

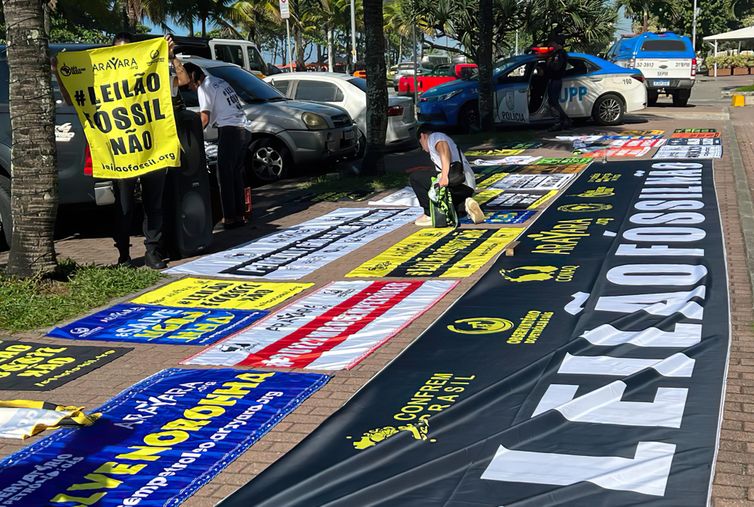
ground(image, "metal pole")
xmin=350 ymin=0 xmax=357 ymax=65
xmin=714 ymin=40 xmax=718 ymax=78
xmin=515 ymin=30 xmax=519 ymax=55
xmin=286 ymin=18 xmax=292 ymax=72
xmin=692 ymin=0 xmax=698 ymax=51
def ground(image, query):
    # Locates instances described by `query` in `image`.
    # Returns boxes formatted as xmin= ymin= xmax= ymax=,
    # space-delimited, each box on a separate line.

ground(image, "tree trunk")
xmin=327 ymin=25 xmax=334 ymax=71
xmin=3 ymin=0 xmax=58 ymax=277
xmin=642 ymin=9 xmax=648 ymax=33
xmin=201 ymin=17 xmax=207 ymax=38
xmin=126 ymin=0 xmax=139 ymax=31
xmin=477 ymin=0 xmax=494 ymax=131
xmin=294 ymin=27 xmax=305 ymax=70
xmin=361 ymin=0 xmax=388 ymax=176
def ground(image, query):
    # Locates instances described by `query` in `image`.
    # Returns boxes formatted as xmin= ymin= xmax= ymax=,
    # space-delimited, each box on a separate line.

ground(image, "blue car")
xmin=418 ymin=53 xmax=647 ymax=132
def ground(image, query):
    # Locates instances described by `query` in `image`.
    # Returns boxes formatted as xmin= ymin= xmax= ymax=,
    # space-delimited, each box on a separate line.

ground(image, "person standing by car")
xmin=544 ymin=34 xmax=571 ymax=131
xmin=184 ymin=62 xmax=251 ymax=229
xmin=410 ymin=125 xmax=484 ymax=226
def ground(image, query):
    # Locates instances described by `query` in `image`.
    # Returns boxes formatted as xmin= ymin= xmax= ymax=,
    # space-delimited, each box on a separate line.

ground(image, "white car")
xmin=264 ymin=73 xmax=418 ymax=155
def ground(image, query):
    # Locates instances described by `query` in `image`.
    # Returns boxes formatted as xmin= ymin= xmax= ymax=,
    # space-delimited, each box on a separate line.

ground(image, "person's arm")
xmin=197 ymin=82 xmax=212 ymax=128
xmin=200 ymin=111 xmax=210 ymax=128
xmin=50 ymin=56 xmax=72 ymax=105
xmin=165 ymin=35 xmax=190 ymax=87
xmin=435 ymin=140 xmax=452 ymax=187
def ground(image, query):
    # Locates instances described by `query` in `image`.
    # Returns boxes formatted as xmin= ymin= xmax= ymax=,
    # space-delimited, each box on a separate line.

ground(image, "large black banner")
xmin=222 ymin=160 xmax=728 ymax=506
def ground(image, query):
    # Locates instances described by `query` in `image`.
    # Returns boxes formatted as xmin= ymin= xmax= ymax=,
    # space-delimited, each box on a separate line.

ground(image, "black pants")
xmin=114 ymin=169 xmax=167 ymax=257
xmin=547 ymin=79 xmax=570 ymax=124
xmin=409 ymin=169 xmax=474 ymax=216
xmin=217 ymin=126 xmax=252 ymax=221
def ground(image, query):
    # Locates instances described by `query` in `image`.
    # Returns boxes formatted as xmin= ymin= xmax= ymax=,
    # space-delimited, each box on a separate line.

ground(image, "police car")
xmin=418 ymin=53 xmax=647 ymax=132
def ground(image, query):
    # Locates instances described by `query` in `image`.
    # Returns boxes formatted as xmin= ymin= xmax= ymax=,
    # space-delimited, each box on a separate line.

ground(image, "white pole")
xmin=714 ymin=40 xmax=718 ymax=78
xmin=412 ymin=21 xmax=418 ymax=104
xmin=515 ymin=30 xmax=519 ymax=55
xmin=350 ymin=0 xmax=357 ymax=65
xmin=286 ymin=18 xmax=292 ymax=72
xmin=692 ymin=0 xmax=698 ymax=51
xmin=327 ymin=28 xmax=334 ymax=72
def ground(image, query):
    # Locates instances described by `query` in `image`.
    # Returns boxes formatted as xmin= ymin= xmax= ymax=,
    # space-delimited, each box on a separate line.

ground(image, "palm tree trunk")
xmin=642 ymin=9 xmax=648 ymax=33
xmin=361 ymin=0 xmax=388 ymax=176
xmin=478 ymin=0 xmax=494 ymax=131
xmin=327 ymin=25 xmax=334 ymax=71
xmin=3 ymin=0 xmax=58 ymax=277
xmin=202 ymin=17 xmax=207 ymax=38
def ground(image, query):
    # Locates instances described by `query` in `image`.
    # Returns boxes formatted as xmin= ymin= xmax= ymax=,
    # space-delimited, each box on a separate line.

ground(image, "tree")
xmin=361 ymin=0 xmax=387 ymax=175
xmin=526 ymin=0 xmax=617 ymax=54
xmin=477 ymin=0 xmax=494 ymax=131
xmin=3 ymin=0 xmax=58 ymax=277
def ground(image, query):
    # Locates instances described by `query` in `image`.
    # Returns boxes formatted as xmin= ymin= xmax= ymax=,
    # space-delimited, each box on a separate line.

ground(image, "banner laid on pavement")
xmin=654 ymin=145 xmax=723 ymax=159
xmin=222 ymin=159 xmax=729 ymax=507
xmin=671 ymin=131 xmax=721 ymax=139
xmin=668 ymin=138 xmax=722 ymax=146
xmin=477 ymin=189 xmax=558 ymax=210
xmin=48 ymin=304 xmax=265 ymax=345
xmin=347 ymin=228 xmax=522 ymax=278
xmin=674 ymin=128 xmax=716 ymax=133
xmin=471 ymin=155 xmax=542 ymax=166
xmin=0 ymin=340 xmax=130 ymax=391
xmin=608 ymin=138 xmax=666 ymax=148
xmin=368 ymin=187 xmax=420 ymax=207
xmin=0 ymin=400 xmax=99 ymax=439
xmin=164 ymin=208 xmax=421 ymax=279
xmin=460 ymin=210 xmax=535 ymax=225
xmin=56 ymin=38 xmax=181 ymax=179
xmin=184 ymin=281 xmax=456 ymax=370
xmin=132 ymin=278 xmax=312 ymax=310
xmin=488 ymin=173 xmax=574 ymax=191
xmin=0 ymin=368 xmax=328 ymax=506
xmin=582 ymin=147 xmax=652 ymax=158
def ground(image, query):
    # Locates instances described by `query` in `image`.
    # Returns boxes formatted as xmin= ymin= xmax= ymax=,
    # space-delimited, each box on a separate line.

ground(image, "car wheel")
xmin=672 ymin=90 xmax=690 ymax=107
xmin=647 ymin=90 xmax=659 ymax=106
xmin=592 ymin=93 xmax=624 ymax=126
xmin=458 ymin=102 xmax=481 ymax=134
xmin=0 ymin=175 xmax=11 ymax=250
xmin=249 ymin=138 xmax=291 ymax=183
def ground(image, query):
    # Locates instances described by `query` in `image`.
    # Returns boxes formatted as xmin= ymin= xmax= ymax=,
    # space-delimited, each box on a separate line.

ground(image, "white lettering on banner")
xmin=558 ymin=352 xmax=695 ymax=377
xmin=483 ymin=162 xmax=713 ymax=495
xmin=606 ymin=264 xmax=707 ymax=286
xmin=481 ymin=442 xmax=676 ymax=496
xmin=581 ymin=322 xmax=702 ymax=347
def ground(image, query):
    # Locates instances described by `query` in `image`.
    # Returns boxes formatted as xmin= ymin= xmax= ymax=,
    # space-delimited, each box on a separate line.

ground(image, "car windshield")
xmin=346 ymin=77 xmax=367 ymax=92
xmin=466 ymin=57 xmax=526 ymax=80
xmin=206 ymin=65 xmax=285 ymax=102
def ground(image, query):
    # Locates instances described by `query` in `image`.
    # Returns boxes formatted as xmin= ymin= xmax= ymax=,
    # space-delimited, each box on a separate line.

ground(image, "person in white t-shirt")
xmin=411 ymin=125 xmax=484 ymax=226
xmin=184 ymin=62 xmax=252 ymax=229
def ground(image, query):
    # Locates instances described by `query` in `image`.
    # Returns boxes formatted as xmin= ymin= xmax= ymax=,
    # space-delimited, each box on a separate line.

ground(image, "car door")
xmin=293 ymin=80 xmax=345 ymax=104
xmin=494 ymin=62 xmax=531 ymax=124
xmin=561 ymin=58 xmax=601 ymax=118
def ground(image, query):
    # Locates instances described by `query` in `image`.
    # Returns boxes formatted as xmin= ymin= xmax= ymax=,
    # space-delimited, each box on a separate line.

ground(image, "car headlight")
xmin=437 ymin=89 xmax=463 ymax=101
xmin=302 ymin=112 xmax=328 ymax=130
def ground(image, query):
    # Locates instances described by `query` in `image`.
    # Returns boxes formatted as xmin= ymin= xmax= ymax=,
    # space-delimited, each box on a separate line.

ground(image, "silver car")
xmin=179 ymin=56 xmax=358 ymax=182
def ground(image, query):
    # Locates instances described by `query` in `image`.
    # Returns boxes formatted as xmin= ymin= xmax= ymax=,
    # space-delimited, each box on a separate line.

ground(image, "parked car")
xmin=606 ymin=32 xmax=696 ymax=106
xmin=398 ymin=63 xmax=477 ymax=96
xmin=264 ymin=72 xmax=418 ymax=155
xmin=179 ymin=57 xmax=358 ymax=182
xmin=392 ymin=62 xmax=434 ymax=91
xmin=418 ymin=52 xmax=647 ymax=132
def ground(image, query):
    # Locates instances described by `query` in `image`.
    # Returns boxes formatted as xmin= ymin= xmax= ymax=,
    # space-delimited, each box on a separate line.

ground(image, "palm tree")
xmin=478 ymin=0 xmax=494 ymax=131
xmin=615 ymin=0 xmax=655 ymax=33
xmin=361 ymin=0 xmax=388 ymax=175
xmin=227 ymin=0 xmax=280 ymax=45
xmin=2 ymin=0 xmax=58 ymax=277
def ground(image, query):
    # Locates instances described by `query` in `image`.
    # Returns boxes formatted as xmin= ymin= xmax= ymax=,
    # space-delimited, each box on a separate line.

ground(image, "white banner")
xmin=490 ymin=173 xmax=573 ymax=191
xmin=471 ymin=156 xmax=542 ymax=166
xmin=654 ymin=145 xmax=723 ymax=159
xmin=369 ymin=187 xmax=420 ymax=207
xmin=164 ymin=208 xmax=421 ymax=279
xmin=183 ymin=280 xmax=457 ymax=370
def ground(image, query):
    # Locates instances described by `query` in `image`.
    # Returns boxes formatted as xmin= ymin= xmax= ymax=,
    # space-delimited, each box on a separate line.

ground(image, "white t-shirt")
xmin=197 ymin=75 xmax=248 ymax=128
xmin=428 ymin=132 xmax=476 ymax=191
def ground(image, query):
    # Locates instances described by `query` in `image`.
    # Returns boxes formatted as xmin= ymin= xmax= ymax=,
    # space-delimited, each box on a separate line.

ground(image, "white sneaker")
xmin=414 ymin=215 xmax=432 ymax=226
xmin=465 ymin=198 xmax=485 ymax=224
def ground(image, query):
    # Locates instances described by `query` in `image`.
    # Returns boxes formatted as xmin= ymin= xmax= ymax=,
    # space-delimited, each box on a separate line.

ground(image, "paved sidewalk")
xmin=1 ymin=106 xmax=751 ymax=506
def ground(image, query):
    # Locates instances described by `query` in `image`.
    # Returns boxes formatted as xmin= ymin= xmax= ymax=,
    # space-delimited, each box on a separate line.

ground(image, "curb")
xmin=725 ymin=108 xmax=754 ymax=309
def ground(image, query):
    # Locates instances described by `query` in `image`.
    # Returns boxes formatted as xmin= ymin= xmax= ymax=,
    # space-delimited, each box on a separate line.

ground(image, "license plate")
xmin=654 ymin=80 xmax=670 ymax=87
xmin=344 ymin=129 xmax=355 ymax=140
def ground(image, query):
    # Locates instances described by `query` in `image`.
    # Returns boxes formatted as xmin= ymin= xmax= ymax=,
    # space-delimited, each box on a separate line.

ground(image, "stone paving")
xmin=0 ymin=105 xmax=750 ymax=506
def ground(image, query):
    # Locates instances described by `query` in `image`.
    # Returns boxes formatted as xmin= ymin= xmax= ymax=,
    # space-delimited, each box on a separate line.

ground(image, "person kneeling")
xmin=411 ymin=125 xmax=484 ymax=226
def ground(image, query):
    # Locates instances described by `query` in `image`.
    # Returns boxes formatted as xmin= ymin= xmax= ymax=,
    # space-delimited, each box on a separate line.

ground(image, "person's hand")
xmin=438 ymin=173 xmax=449 ymax=187
xmin=50 ymin=55 xmax=57 ymax=72
xmin=165 ymin=34 xmax=175 ymax=59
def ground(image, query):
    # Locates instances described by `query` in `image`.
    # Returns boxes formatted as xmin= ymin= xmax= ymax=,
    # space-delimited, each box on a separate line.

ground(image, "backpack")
xmin=429 ymin=177 xmax=458 ymax=228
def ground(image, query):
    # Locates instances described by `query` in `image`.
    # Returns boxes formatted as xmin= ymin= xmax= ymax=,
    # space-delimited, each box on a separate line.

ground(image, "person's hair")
xmin=548 ymin=33 xmax=566 ymax=46
xmin=182 ymin=62 xmax=206 ymax=83
xmin=417 ymin=124 xmax=434 ymax=138
xmin=112 ymin=32 xmax=133 ymax=45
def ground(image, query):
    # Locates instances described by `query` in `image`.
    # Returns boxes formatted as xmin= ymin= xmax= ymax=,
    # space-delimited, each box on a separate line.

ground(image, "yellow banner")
xmin=476 ymin=189 xmax=557 ymax=210
xmin=476 ymin=172 xmax=509 ymax=189
xmin=57 ymin=38 xmax=181 ymax=179
xmin=347 ymin=228 xmax=522 ymax=278
xmin=464 ymin=148 xmax=525 ymax=157
xmin=0 ymin=400 xmax=99 ymax=439
xmin=132 ymin=278 xmax=312 ymax=310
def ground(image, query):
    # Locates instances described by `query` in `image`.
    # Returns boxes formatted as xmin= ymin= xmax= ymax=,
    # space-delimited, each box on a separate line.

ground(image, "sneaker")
xmin=145 ymin=251 xmax=167 ymax=270
xmin=465 ymin=198 xmax=485 ymax=224
xmin=414 ymin=215 xmax=432 ymax=226
xmin=547 ymin=123 xmax=563 ymax=132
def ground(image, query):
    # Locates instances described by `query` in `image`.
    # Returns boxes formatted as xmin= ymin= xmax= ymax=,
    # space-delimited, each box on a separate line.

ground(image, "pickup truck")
xmin=398 ymin=63 xmax=477 ymax=96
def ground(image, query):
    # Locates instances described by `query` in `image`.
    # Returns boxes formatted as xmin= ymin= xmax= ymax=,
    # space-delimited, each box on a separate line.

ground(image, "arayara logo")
xmin=92 ymin=57 xmax=138 ymax=72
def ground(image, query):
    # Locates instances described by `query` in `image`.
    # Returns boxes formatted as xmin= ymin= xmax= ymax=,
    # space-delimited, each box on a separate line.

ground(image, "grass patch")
xmin=0 ymin=259 xmax=163 ymax=333
xmin=301 ymin=172 xmax=408 ymax=195
xmin=735 ymin=84 xmax=754 ymax=92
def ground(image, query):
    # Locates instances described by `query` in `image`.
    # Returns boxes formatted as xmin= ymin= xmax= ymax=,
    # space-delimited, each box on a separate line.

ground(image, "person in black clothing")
xmin=544 ymin=34 xmax=571 ymax=131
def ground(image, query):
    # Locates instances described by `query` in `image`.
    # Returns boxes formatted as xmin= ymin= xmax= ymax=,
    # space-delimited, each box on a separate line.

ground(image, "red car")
xmin=398 ymin=63 xmax=477 ymax=95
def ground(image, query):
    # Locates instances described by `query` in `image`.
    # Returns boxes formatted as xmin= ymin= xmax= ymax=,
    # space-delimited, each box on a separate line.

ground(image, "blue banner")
xmin=0 ymin=368 xmax=328 ymax=507
xmin=461 ymin=210 xmax=535 ymax=224
xmin=48 ymin=303 xmax=266 ymax=345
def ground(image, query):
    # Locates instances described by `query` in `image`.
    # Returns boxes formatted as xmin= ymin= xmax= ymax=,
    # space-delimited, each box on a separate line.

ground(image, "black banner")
xmin=0 ymin=339 xmax=130 ymax=391
xmin=223 ymin=160 xmax=728 ymax=506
